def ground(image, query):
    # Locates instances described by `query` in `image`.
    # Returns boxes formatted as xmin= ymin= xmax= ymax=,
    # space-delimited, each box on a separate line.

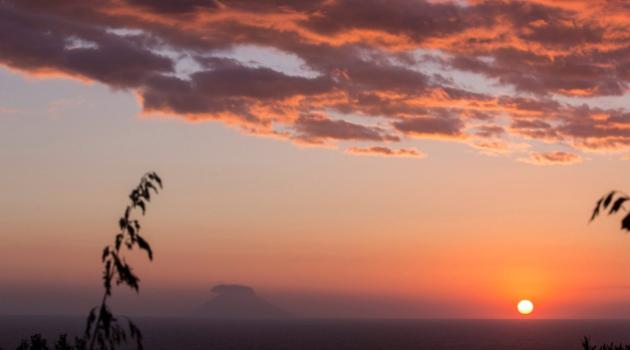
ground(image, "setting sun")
xmin=517 ymin=300 xmax=534 ymax=315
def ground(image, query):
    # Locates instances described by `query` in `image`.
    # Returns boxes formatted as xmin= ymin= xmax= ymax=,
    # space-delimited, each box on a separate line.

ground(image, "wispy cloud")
xmin=520 ymin=151 xmax=583 ymax=166
xmin=345 ymin=146 xmax=425 ymax=158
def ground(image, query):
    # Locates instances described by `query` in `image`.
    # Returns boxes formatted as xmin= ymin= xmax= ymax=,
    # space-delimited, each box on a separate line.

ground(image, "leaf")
xmin=113 ymin=254 xmax=140 ymax=292
xmin=622 ymin=212 xmax=630 ymax=231
xmin=128 ymin=320 xmax=144 ymax=350
xmin=153 ymin=173 xmax=162 ymax=189
xmin=146 ymin=181 xmax=158 ymax=194
xmin=591 ymin=197 xmax=604 ymax=222
xmin=127 ymin=224 xmax=136 ymax=238
xmin=103 ymin=260 xmax=112 ymax=295
xmin=136 ymin=235 xmax=153 ymax=260
xmin=128 ymin=320 xmax=138 ymax=337
xmin=84 ymin=307 xmax=97 ymax=337
xmin=115 ymin=234 xmax=123 ymax=251
xmin=129 ymin=190 xmax=138 ymax=203
xmin=102 ymin=246 xmax=110 ymax=262
xmin=119 ymin=218 xmax=127 ymax=230
xmin=137 ymin=200 xmax=146 ymax=215
xmin=603 ymin=191 xmax=616 ymax=208
xmin=610 ymin=197 xmax=629 ymax=215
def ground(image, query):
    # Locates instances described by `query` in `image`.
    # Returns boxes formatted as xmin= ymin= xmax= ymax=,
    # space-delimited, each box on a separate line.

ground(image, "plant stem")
xmin=88 ymin=263 xmax=114 ymax=350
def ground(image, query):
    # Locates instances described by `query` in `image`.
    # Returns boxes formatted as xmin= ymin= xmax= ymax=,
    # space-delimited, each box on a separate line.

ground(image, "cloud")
xmin=126 ymin=0 xmax=221 ymax=13
xmin=3 ymin=0 xmax=630 ymax=161
xmin=0 ymin=4 xmax=173 ymax=88
xmin=474 ymin=125 xmax=505 ymax=138
xmin=293 ymin=114 xmax=400 ymax=144
xmin=450 ymin=48 xmax=626 ymax=97
xmin=393 ymin=115 xmax=464 ymax=138
xmin=470 ymin=139 xmax=531 ymax=156
xmin=345 ymin=146 xmax=425 ymax=158
xmin=522 ymin=151 xmax=583 ymax=165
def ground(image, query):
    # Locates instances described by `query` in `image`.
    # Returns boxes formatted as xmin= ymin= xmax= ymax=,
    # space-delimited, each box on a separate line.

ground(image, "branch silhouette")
xmin=8 ymin=172 xmax=163 ymax=350
xmin=590 ymin=190 xmax=630 ymax=230
xmin=583 ymin=336 xmax=630 ymax=350
xmin=84 ymin=171 xmax=163 ymax=350
xmin=585 ymin=191 xmax=630 ymax=349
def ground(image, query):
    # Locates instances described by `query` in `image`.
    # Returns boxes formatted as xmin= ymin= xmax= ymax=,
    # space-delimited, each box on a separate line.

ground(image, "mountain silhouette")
xmin=198 ymin=284 xmax=290 ymax=319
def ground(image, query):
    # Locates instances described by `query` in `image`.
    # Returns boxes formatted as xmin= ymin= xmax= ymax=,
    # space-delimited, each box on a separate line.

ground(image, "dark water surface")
xmin=2 ymin=316 xmax=630 ymax=350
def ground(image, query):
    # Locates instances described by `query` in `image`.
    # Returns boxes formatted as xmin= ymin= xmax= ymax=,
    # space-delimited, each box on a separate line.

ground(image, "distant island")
xmin=198 ymin=284 xmax=291 ymax=319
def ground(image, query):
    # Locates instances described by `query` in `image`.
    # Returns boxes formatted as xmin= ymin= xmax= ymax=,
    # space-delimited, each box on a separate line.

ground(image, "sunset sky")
xmin=3 ymin=0 xmax=630 ymax=319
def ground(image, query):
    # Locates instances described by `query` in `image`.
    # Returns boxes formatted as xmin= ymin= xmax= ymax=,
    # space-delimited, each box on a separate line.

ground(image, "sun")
xmin=517 ymin=299 xmax=534 ymax=315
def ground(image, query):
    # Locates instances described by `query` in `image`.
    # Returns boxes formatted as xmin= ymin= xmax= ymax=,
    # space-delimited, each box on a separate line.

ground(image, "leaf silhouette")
xmin=136 ymin=200 xmax=145 ymax=215
xmin=118 ymin=218 xmax=127 ymax=230
xmin=145 ymin=181 xmax=158 ymax=194
xmin=128 ymin=320 xmax=143 ymax=350
xmin=136 ymin=235 xmax=153 ymax=260
xmin=112 ymin=253 xmax=140 ymax=292
xmin=149 ymin=172 xmax=162 ymax=189
xmin=103 ymin=260 xmax=112 ymax=295
xmin=102 ymin=247 xmax=109 ymax=262
xmin=115 ymin=234 xmax=123 ymax=251
xmin=603 ymin=191 xmax=616 ymax=208
xmin=622 ymin=212 xmax=630 ymax=231
xmin=85 ymin=307 xmax=97 ymax=338
xmin=127 ymin=224 xmax=136 ymax=239
xmin=591 ymin=196 xmax=604 ymax=222
xmin=610 ymin=197 xmax=629 ymax=215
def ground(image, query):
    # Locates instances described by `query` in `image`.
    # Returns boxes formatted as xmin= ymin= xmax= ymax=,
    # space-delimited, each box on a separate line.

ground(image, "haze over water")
xmin=3 ymin=317 xmax=630 ymax=350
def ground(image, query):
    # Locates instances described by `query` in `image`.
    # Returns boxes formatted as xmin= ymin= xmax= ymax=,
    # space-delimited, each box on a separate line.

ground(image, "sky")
xmin=3 ymin=0 xmax=630 ymax=319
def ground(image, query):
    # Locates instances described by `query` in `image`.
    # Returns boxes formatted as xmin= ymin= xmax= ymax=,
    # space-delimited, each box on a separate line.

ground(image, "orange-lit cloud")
xmin=345 ymin=146 xmax=425 ymax=158
xmin=3 ymin=0 xmax=630 ymax=162
xmin=521 ymin=151 xmax=583 ymax=165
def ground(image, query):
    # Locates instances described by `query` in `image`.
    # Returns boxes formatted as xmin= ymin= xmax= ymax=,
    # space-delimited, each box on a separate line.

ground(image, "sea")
xmin=1 ymin=316 xmax=630 ymax=350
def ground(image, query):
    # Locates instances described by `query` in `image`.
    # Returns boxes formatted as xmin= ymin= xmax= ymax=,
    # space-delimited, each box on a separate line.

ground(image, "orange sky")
xmin=3 ymin=0 xmax=630 ymax=318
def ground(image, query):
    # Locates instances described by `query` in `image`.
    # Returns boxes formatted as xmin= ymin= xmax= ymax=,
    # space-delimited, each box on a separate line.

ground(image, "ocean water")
xmin=1 ymin=316 xmax=630 ymax=350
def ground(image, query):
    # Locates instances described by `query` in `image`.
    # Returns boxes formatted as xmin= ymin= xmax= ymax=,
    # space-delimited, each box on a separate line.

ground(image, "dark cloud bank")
xmin=3 ymin=0 xmax=630 ymax=163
